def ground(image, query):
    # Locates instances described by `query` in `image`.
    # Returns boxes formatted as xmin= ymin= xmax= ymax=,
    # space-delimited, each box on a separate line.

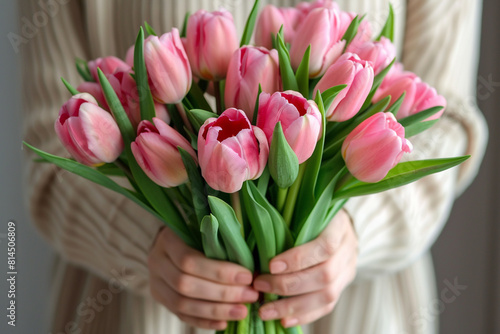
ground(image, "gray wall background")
xmin=0 ymin=1 xmax=498 ymax=333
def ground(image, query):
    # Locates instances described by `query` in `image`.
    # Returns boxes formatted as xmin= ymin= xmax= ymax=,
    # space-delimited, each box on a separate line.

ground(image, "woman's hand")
xmin=254 ymin=209 xmax=358 ymax=328
xmin=148 ymin=227 xmax=259 ymax=330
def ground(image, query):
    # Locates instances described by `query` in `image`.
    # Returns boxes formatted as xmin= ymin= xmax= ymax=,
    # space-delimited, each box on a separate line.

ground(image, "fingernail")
xmin=242 ymin=288 xmax=259 ymax=301
xmin=235 ymin=272 xmax=253 ymax=285
xmin=283 ymin=318 xmax=299 ymax=328
xmin=260 ymin=308 xmax=279 ymax=320
xmin=229 ymin=306 xmax=247 ymax=319
xmin=254 ymin=280 xmax=272 ymax=292
xmin=270 ymin=261 xmax=287 ymax=274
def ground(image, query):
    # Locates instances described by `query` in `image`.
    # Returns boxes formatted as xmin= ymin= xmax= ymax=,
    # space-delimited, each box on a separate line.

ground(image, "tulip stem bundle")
xmin=24 ymin=1 xmax=471 ymax=333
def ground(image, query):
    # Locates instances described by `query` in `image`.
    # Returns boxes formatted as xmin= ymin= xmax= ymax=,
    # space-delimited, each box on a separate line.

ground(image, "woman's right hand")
xmin=148 ymin=227 xmax=259 ymax=330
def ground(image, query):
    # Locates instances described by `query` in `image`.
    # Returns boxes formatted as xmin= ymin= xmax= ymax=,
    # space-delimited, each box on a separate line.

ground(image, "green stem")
xmin=114 ymin=158 xmax=133 ymax=180
xmin=175 ymin=102 xmax=194 ymax=133
xmin=236 ymin=304 xmax=251 ymax=334
xmin=276 ymin=187 xmax=288 ymax=213
xmin=214 ymin=80 xmax=223 ymax=115
xmin=282 ymin=164 xmax=307 ymax=227
xmin=231 ymin=192 xmax=245 ymax=238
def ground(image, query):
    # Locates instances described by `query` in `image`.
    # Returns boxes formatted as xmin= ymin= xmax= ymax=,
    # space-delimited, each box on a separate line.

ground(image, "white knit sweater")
xmin=20 ymin=0 xmax=487 ymax=333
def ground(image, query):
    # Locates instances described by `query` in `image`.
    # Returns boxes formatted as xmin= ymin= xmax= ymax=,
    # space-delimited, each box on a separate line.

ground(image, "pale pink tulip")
xmin=54 ymin=93 xmax=123 ymax=166
xmin=198 ymin=108 xmax=269 ymax=193
xmin=185 ymin=10 xmax=238 ymax=81
xmin=255 ymin=5 xmax=303 ymax=49
xmin=257 ymin=91 xmax=322 ymax=163
xmin=348 ymin=37 xmax=396 ymax=74
xmin=88 ymin=56 xmax=130 ymax=81
xmin=315 ymin=53 xmax=374 ymax=122
xmin=225 ymin=46 xmax=281 ymax=120
xmin=342 ymin=112 xmax=412 ymax=183
xmin=144 ymin=28 xmax=192 ymax=104
xmin=290 ymin=8 xmax=346 ymax=78
xmin=131 ymin=118 xmax=196 ymax=188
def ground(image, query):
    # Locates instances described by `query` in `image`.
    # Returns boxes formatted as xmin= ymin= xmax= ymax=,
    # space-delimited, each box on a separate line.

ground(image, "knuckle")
xmin=321 ymin=267 xmax=336 ymax=285
xmin=175 ymin=274 xmax=192 ymax=295
xmin=279 ymin=275 xmax=301 ymax=295
xmin=324 ymin=286 xmax=339 ymax=304
xmin=220 ymin=287 xmax=235 ymax=302
xmin=179 ymin=253 xmax=197 ymax=273
xmin=176 ymin=297 xmax=190 ymax=314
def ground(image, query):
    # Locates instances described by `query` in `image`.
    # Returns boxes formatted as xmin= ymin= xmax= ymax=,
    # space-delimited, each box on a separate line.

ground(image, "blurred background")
xmin=0 ymin=0 xmax=498 ymax=333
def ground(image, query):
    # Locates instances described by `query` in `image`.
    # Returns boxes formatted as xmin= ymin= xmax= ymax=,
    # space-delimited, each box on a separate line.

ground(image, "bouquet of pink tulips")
xmin=25 ymin=0 xmax=468 ymax=333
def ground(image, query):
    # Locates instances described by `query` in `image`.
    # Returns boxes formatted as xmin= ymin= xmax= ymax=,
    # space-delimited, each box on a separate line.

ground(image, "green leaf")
xmin=144 ymin=21 xmax=157 ymax=36
xmin=181 ymin=12 xmax=190 ymax=38
xmin=341 ymin=15 xmax=361 ymax=49
xmin=186 ymin=109 xmax=218 ymax=132
xmin=385 ymin=92 xmax=405 ymax=117
xmin=75 ymin=58 xmax=93 ymax=82
xmin=256 ymin=166 xmax=271 ymax=196
xmin=179 ymin=148 xmax=209 ymax=224
xmin=277 ymin=28 xmax=299 ymax=91
xmin=360 ymin=58 xmax=395 ymax=111
xmin=208 ymin=196 xmax=255 ymax=271
xmin=252 ymin=84 xmax=263 ymax=125
xmin=185 ymin=79 xmax=214 ymax=112
xmin=61 ymin=77 xmax=79 ymax=96
xmin=96 ymin=163 xmax=126 ymax=177
xmin=240 ymin=0 xmax=261 ymax=46
xmin=295 ymin=46 xmax=311 ymax=97
xmin=167 ymin=104 xmax=189 ymax=139
xmin=320 ymin=84 xmax=347 ymax=111
xmin=377 ymin=3 xmax=395 ymax=42
xmin=334 ymin=156 xmax=471 ymax=199
xmin=241 ymin=182 xmax=276 ymax=273
xmin=399 ymin=106 xmax=444 ymax=127
xmin=404 ymin=119 xmax=439 ymax=138
xmin=268 ymin=122 xmax=299 ymax=188
xmin=134 ymin=27 xmax=156 ymax=122
xmin=200 ymin=215 xmax=228 ymax=261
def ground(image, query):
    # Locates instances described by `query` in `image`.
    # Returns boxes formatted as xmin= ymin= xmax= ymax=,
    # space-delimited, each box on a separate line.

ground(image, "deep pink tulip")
xmin=144 ymin=28 xmax=192 ymax=104
xmin=255 ymin=5 xmax=303 ymax=49
xmin=185 ymin=9 xmax=239 ymax=81
xmin=88 ymin=56 xmax=130 ymax=81
xmin=315 ymin=53 xmax=374 ymax=122
xmin=257 ymin=91 xmax=322 ymax=163
xmin=225 ymin=46 xmax=281 ymax=120
xmin=342 ymin=112 xmax=413 ymax=183
xmin=290 ymin=8 xmax=346 ymax=78
xmin=348 ymin=37 xmax=396 ymax=75
xmin=373 ymin=64 xmax=446 ymax=120
xmin=131 ymin=118 xmax=196 ymax=188
xmin=54 ymin=93 xmax=123 ymax=166
xmin=198 ymin=108 xmax=269 ymax=193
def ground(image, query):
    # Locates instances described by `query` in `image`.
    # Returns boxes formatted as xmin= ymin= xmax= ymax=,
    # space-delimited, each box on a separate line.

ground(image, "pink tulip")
xmin=342 ymin=112 xmax=413 ymax=183
xmin=125 ymin=45 xmax=134 ymax=67
xmin=144 ymin=28 xmax=192 ymax=104
xmin=290 ymin=8 xmax=346 ymax=78
xmin=256 ymin=91 xmax=322 ymax=163
xmin=54 ymin=93 xmax=123 ymax=166
xmin=348 ymin=37 xmax=396 ymax=75
xmin=315 ymin=53 xmax=374 ymax=122
xmin=373 ymin=64 xmax=446 ymax=120
xmin=225 ymin=46 xmax=281 ymax=120
xmin=77 ymin=71 xmax=170 ymax=129
xmin=131 ymin=118 xmax=196 ymax=188
xmin=296 ymin=0 xmax=340 ymax=15
xmin=198 ymin=108 xmax=269 ymax=193
xmin=185 ymin=10 xmax=239 ymax=81
xmin=88 ymin=56 xmax=130 ymax=81
xmin=255 ymin=5 xmax=303 ymax=50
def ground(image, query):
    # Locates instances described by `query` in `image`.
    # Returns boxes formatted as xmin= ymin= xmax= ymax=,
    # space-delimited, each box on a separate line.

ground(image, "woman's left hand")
xmin=253 ymin=209 xmax=358 ymax=328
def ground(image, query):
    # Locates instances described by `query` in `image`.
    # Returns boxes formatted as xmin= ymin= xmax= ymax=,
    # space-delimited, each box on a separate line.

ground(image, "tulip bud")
xmin=372 ymin=64 xmax=446 ymax=120
xmin=290 ymin=8 xmax=346 ymax=78
xmin=348 ymin=37 xmax=396 ymax=75
xmin=54 ymin=93 xmax=123 ymax=166
xmin=88 ymin=56 xmax=130 ymax=81
xmin=255 ymin=5 xmax=303 ymax=49
xmin=198 ymin=108 xmax=269 ymax=193
xmin=131 ymin=118 xmax=196 ymax=188
xmin=144 ymin=28 xmax=192 ymax=104
xmin=315 ymin=53 xmax=374 ymax=122
xmin=225 ymin=46 xmax=281 ymax=120
xmin=268 ymin=122 xmax=299 ymax=188
xmin=257 ymin=91 xmax=322 ymax=164
xmin=342 ymin=112 xmax=413 ymax=183
xmin=185 ymin=9 xmax=239 ymax=81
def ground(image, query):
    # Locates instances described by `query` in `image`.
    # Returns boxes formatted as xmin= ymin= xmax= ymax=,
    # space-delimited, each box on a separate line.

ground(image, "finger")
xmin=159 ymin=253 xmax=259 ymax=303
xmin=151 ymin=274 xmax=250 ymax=321
xmin=281 ymin=302 xmax=336 ymax=328
xmin=177 ymin=314 xmax=227 ymax=331
xmin=160 ymin=227 xmax=253 ymax=285
xmin=268 ymin=210 xmax=350 ymax=274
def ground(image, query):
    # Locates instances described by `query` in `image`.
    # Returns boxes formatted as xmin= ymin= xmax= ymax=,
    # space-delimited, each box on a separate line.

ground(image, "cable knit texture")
xmin=19 ymin=0 xmax=487 ymax=333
